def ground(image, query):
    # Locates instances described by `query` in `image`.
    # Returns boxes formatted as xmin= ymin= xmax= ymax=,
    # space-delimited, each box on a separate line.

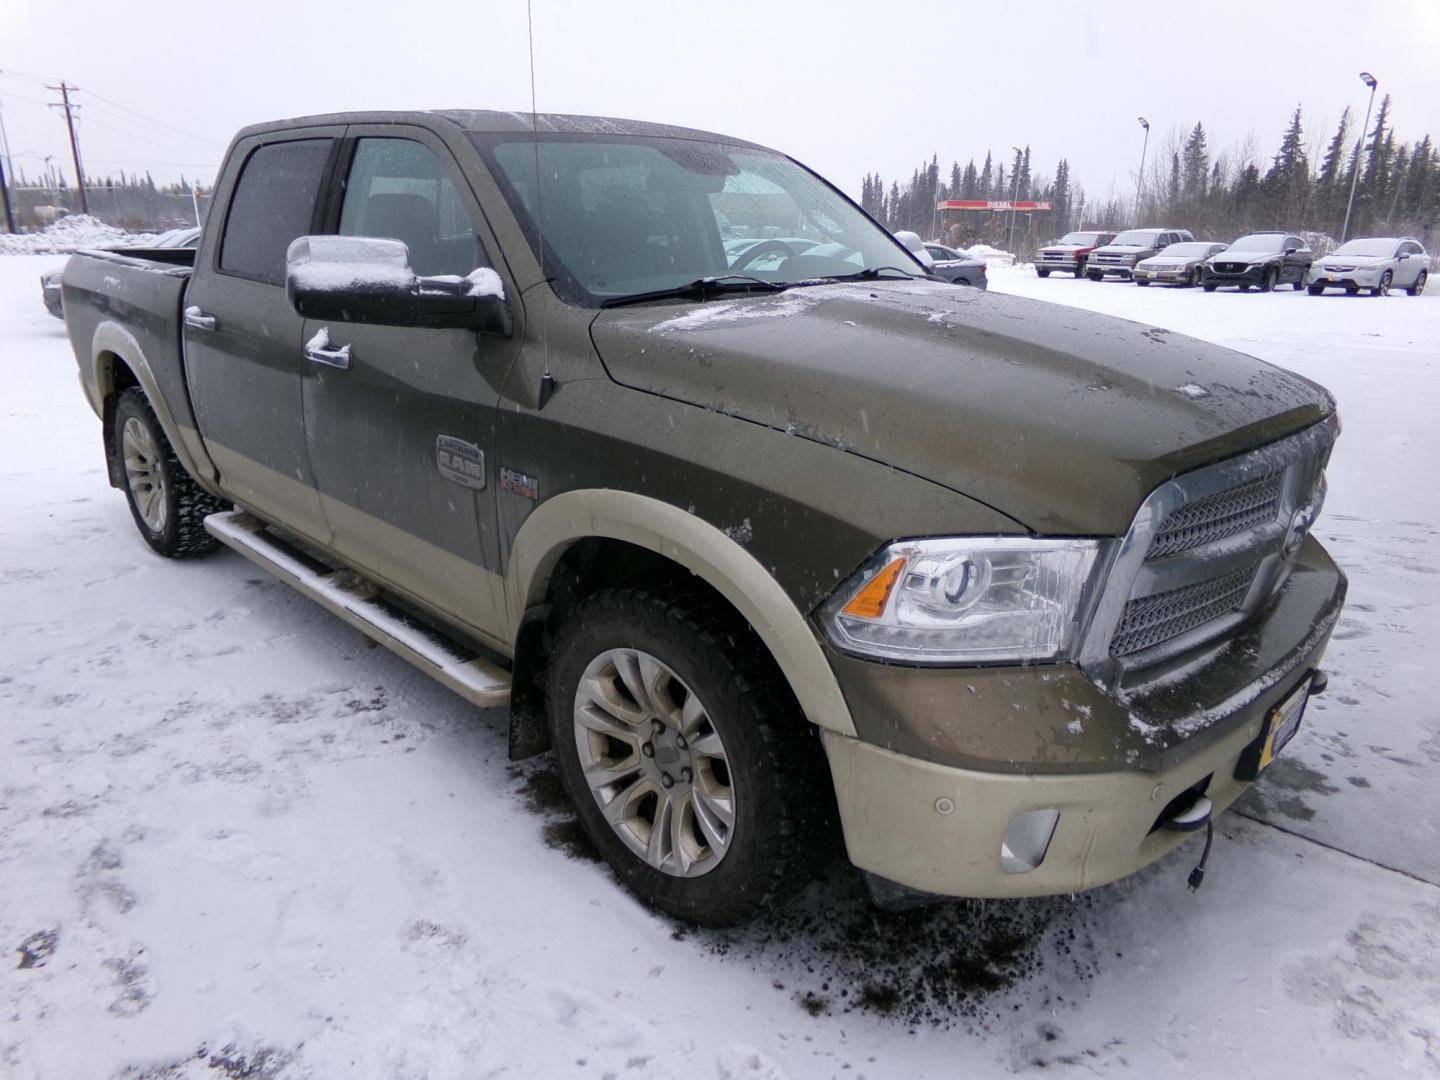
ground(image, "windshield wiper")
xmin=819 ymin=265 xmax=925 ymax=282
xmin=599 ymin=275 xmax=788 ymax=309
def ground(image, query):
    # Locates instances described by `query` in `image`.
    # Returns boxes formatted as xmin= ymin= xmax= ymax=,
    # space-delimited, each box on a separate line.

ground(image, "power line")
xmin=78 ymin=89 xmax=225 ymax=149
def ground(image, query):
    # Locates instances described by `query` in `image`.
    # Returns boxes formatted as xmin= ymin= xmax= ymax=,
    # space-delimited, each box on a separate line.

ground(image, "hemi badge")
xmin=500 ymin=467 xmax=539 ymax=500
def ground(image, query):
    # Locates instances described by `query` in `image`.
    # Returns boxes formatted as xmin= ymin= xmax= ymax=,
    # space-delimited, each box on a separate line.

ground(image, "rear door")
xmin=185 ymin=129 xmax=343 ymax=542
xmin=300 ymin=125 xmax=521 ymax=644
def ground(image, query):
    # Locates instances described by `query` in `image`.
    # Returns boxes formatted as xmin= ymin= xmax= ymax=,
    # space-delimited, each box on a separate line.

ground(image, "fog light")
xmin=1000 ymin=809 xmax=1060 ymax=874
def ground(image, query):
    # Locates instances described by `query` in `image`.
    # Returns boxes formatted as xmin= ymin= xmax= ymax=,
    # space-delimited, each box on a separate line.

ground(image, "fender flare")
xmin=505 ymin=489 xmax=857 ymax=737
xmin=91 ymin=320 xmax=220 ymax=493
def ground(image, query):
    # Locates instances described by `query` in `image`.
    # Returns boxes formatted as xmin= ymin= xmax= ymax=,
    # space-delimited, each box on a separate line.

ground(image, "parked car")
xmin=1202 ymin=232 xmax=1312 ymax=292
xmin=1087 ymin=229 xmax=1194 ymax=280
xmin=41 ymin=227 xmax=202 ymax=319
xmin=1035 ymin=230 xmax=1115 ymax=278
xmin=1306 ymin=237 xmax=1429 ymax=297
xmin=61 ymin=109 xmax=1345 ymax=926
xmin=1132 ymin=242 xmax=1227 ymax=287
xmin=924 ymin=243 xmax=988 ymax=289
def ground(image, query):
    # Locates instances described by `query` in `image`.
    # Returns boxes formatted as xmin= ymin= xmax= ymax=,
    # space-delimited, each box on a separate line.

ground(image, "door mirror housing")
xmin=1284 ymin=247 xmax=1298 ymax=256
xmin=285 ymin=235 xmax=511 ymax=335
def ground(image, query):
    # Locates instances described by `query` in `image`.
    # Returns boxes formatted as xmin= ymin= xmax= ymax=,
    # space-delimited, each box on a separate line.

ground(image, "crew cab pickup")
xmin=62 ymin=111 xmax=1346 ymax=925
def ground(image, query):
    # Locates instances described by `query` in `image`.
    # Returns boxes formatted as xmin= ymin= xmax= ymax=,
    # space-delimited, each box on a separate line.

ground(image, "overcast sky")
xmin=3 ymin=1 xmax=1438 ymax=203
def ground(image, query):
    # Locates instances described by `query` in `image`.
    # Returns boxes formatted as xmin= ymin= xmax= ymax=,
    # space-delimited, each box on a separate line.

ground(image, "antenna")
xmin=527 ymin=0 xmax=555 ymax=409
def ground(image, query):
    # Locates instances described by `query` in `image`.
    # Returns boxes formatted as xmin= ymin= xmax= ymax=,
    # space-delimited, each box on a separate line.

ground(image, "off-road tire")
xmin=113 ymin=388 xmax=226 ymax=558
xmin=546 ymin=588 xmax=835 ymax=926
xmin=1408 ymin=271 xmax=1427 ymax=297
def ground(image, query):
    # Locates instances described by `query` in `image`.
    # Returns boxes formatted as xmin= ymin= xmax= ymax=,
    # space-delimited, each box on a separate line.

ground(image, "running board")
xmin=205 ymin=510 xmax=511 ymax=708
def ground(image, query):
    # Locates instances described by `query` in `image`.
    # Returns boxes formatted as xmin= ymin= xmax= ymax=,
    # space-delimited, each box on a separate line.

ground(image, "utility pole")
xmin=1007 ymin=146 xmax=1022 ymax=252
xmin=46 ymin=81 xmax=88 ymax=215
xmin=0 ymin=152 xmax=15 ymax=233
xmin=1340 ymin=71 xmax=1378 ymax=244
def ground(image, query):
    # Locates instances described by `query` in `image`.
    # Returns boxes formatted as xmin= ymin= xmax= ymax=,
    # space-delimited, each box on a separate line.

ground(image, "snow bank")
xmin=0 ymin=215 xmax=160 ymax=256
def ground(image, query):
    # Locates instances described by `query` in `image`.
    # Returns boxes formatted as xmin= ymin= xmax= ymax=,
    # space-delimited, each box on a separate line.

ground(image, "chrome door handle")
xmin=183 ymin=306 xmax=217 ymax=331
xmin=304 ymin=341 xmax=352 ymax=370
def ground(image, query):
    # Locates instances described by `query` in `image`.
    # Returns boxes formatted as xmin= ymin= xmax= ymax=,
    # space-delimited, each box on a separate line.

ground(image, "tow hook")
xmin=1162 ymin=796 xmax=1215 ymax=891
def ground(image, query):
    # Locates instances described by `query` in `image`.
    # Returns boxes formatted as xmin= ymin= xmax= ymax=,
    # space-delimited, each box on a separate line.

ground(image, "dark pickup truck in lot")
xmin=63 ymin=110 xmax=1345 ymax=925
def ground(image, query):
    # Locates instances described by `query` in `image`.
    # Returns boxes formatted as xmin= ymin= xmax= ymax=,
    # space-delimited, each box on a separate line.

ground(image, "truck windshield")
xmin=1058 ymin=232 xmax=1102 ymax=245
xmin=474 ymin=134 xmax=918 ymax=306
xmin=1110 ymin=230 xmax=1161 ymax=246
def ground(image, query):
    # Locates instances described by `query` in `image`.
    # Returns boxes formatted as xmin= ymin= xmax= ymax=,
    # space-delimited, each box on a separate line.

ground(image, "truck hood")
xmin=588 ymin=279 xmax=1333 ymax=535
xmin=1091 ymin=244 xmax=1151 ymax=256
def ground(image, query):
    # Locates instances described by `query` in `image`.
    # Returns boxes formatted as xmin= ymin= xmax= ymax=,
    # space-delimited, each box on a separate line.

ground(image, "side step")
xmin=205 ymin=510 xmax=511 ymax=708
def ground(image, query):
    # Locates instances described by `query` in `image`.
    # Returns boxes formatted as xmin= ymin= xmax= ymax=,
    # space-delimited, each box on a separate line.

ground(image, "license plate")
xmin=1258 ymin=677 xmax=1310 ymax=771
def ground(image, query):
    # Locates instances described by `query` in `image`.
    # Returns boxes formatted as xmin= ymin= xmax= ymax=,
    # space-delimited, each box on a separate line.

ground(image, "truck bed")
xmin=62 ymin=248 xmax=202 ymax=482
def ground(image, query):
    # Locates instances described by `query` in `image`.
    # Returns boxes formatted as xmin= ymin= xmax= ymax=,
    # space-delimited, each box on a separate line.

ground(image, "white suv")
xmin=1307 ymin=237 xmax=1430 ymax=297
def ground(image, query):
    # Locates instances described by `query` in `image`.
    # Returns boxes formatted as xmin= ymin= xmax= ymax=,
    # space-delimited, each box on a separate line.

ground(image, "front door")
xmin=301 ymin=128 xmax=520 ymax=645
xmin=185 ymin=131 xmax=342 ymax=543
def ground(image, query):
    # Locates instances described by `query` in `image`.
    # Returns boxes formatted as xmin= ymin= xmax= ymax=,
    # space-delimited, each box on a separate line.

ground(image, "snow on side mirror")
xmin=285 ymin=235 xmax=510 ymax=334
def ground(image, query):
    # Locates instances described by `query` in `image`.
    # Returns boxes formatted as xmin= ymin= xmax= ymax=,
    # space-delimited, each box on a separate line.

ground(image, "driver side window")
xmin=339 ymin=138 xmax=482 ymax=277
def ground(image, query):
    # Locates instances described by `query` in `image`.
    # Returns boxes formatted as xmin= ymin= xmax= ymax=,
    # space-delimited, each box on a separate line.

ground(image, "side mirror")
xmin=1284 ymin=247 xmax=1298 ymax=255
xmin=285 ymin=235 xmax=511 ymax=335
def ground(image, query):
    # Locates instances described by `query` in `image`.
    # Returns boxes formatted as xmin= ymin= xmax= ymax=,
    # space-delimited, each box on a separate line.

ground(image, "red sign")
xmin=937 ymin=200 xmax=1053 ymax=211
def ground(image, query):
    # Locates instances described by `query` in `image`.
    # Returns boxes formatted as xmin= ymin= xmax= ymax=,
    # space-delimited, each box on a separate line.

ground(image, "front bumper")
xmin=1203 ymin=263 xmax=1270 ymax=287
xmin=1132 ymin=267 xmax=1191 ymax=283
xmin=822 ymin=535 xmax=1346 ymax=898
xmin=1308 ymin=266 xmax=1382 ymax=290
xmin=1089 ymin=262 xmax=1136 ymax=277
xmin=1036 ymin=256 xmax=1080 ymax=271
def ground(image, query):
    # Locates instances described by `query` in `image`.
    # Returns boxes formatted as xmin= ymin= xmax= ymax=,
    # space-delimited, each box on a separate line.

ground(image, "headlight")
xmin=820 ymin=538 xmax=1107 ymax=664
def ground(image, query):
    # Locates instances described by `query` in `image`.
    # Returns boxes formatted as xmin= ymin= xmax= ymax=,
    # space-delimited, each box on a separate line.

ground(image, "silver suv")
xmin=1307 ymin=237 xmax=1430 ymax=297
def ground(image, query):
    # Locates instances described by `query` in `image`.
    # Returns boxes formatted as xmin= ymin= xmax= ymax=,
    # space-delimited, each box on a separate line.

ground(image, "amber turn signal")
xmin=840 ymin=556 xmax=906 ymax=620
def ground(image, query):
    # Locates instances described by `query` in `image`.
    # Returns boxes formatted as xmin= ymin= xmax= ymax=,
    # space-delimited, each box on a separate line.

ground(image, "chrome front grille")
xmin=1110 ymin=563 xmax=1259 ymax=657
xmin=1147 ymin=472 xmax=1284 ymax=559
xmin=1079 ymin=418 xmax=1337 ymax=684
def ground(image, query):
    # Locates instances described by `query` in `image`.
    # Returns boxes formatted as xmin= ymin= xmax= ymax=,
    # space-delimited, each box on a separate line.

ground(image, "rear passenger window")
xmin=219 ymin=139 xmax=332 ymax=284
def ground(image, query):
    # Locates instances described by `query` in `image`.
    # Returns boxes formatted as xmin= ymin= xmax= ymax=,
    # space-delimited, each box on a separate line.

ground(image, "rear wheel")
xmin=546 ymin=589 xmax=832 ymax=926
xmin=1373 ymin=271 xmax=1392 ymax=297
xmin=1188 ymin=267 xmax=1202 ymax=287
xmin=1239 ymin=283 xmax=1252 ymax=292
xmin=112 ymin=388 xmax=225 ymax=559
xmin=1408 ymin=270 xmax=1428 ymax=296
xmin=1135 ymin=278 xmax=1150 ymax=286
xmin=1203 ymin=283 xmax=1218 ymax=292
xmin=1345 ymin=284 xmax=1360 ymax=295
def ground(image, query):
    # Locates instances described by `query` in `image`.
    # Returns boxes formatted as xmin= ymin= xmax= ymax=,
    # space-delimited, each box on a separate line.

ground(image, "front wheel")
xmin=112 ymin=388 xmax=226 ymax=558
xmin=1374 ymin=271 xmax=1392 ymax=297
xmin=1408 ymin=270 xmax=1428 ymax=296
xmin=1308 ymin=284 xmax=1325 ymax=295
xmin=1203 ymin=283 xmax=1218 ymax=292
xmin=1188 ymin=267 xmax=1202 ymax=288
xmin=1088 ymin=272 xmax=1103 ymax=282
xmin=546 ymin=589 xmax=832 ymax=926
xmin=1037 ymin=268 xmax=1051 ymax=278
xmin=1260 ymin=267 xmax=1278 ymax=292
xmin=1135 ymin=278 xmax=1150 ymax=286
xmin=1073 ymin=259 xmax=1087 ymax=278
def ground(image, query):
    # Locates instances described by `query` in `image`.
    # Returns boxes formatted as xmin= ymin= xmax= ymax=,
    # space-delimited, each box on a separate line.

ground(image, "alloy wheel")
xmin=572 ymin=648 xmax=735 ymax=878
xmin=122 ymin=416 xmax=168 ymax=533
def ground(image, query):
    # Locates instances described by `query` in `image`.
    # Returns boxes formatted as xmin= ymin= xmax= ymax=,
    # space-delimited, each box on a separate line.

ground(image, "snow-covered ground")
xmin=2 ymin=254 xmax=1437 ymax=1079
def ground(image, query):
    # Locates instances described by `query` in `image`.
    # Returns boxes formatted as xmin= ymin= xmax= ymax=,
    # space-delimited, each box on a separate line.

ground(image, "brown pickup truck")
xmin=61 ymin=110 xmax=1345 ymax=925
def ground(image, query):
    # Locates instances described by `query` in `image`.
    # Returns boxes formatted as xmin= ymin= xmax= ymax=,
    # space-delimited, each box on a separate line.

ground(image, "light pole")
xmin=1134 ymin=117 xmax=1150 ymax=221
xmin=1340 ymin=71 xmax=1378 ymax=243
xmin=1007 ymin=146 xmax=1022 ymax=252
